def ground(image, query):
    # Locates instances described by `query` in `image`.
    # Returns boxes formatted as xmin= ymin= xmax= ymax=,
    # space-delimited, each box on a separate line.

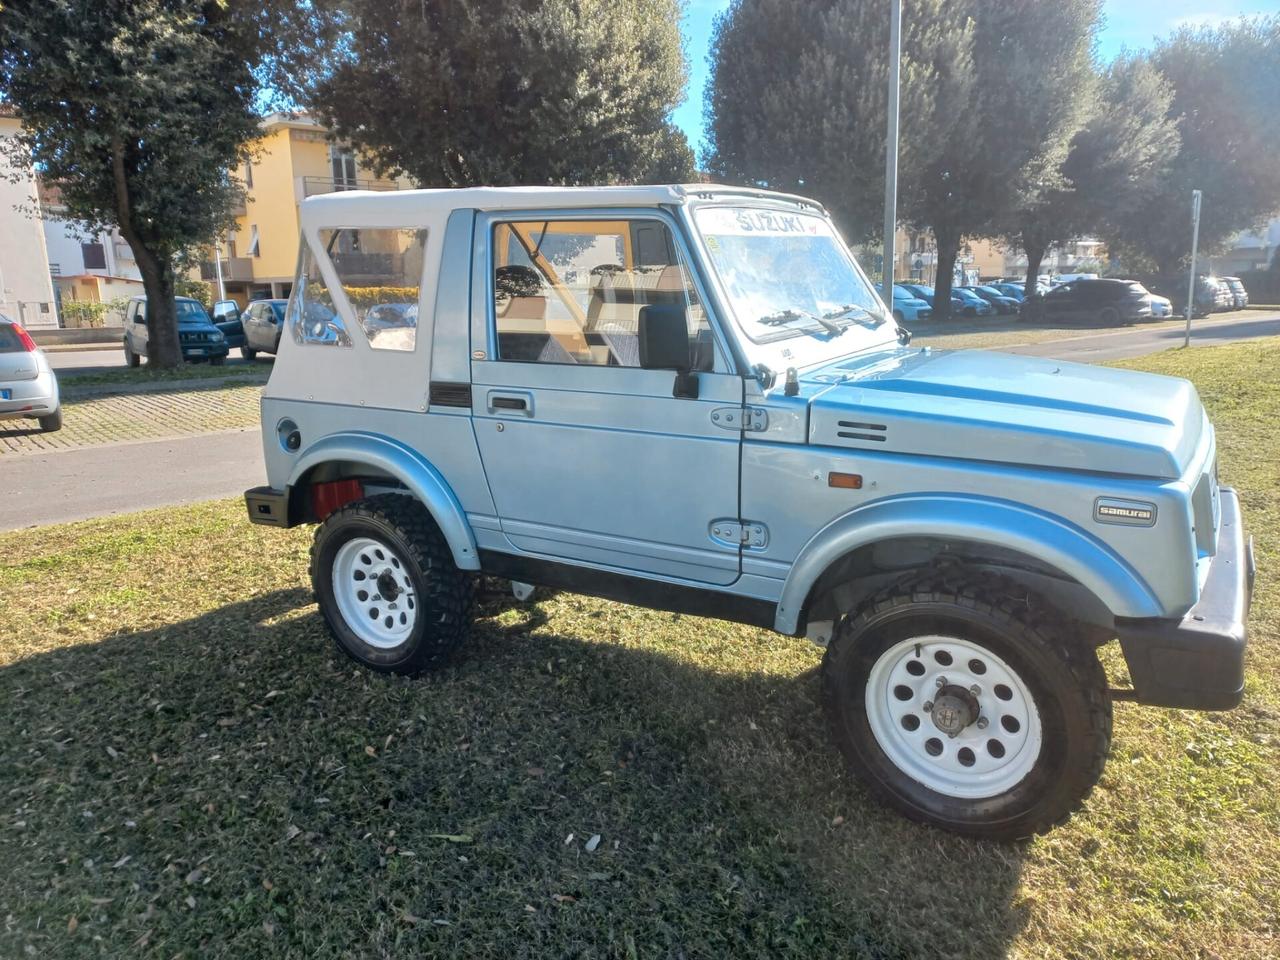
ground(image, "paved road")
xmin=1005 ymin=312 xmax=1280 ymax=362
xmin=1 ymin=429 xmax=261 ymax=532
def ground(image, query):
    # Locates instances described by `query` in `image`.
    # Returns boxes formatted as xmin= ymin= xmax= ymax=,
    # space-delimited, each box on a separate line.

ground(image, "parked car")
xmin=122 ymin=296 xmax=229 ymax=366
xmin=897 ymin=283 xmax=973 ymax=317
xmin=963 ymin=285 xmax=1020 ymax=315
xmin=1221 ymin=276 xmax=1249 ymax=309
xmin=212 ymin=299 xmax=246 ymax=350
xmin=952 ymin=287 xmax=996 ymax=317
xmin=1205 ymin=277 xmax=1234 ymax=312
xmin=1143 ymin=276 xmax=1215 ymax=319
xmin=244 ymin=183 xmax=1252 ymax=840
xmin=1148 ymin=294 xmax=1174 ymax=318
xmin=227 ymin=299 xmax=290 ymax=360
xmin=0 ymin=314 xmax=61 ymax=432
xmin=1020 ymin=278 xmax=1154 ymax=325
xmin=990 ymin=282 xmax=1027 ymax=302
xmin=891 ymin=285 xmax=932 ymax=323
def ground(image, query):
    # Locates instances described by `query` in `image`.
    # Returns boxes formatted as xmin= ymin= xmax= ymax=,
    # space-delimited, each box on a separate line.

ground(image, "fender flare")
xmin=287 ymin=431 xmax=480 ymax=571
xmin=774 ymin=494 xmax=1163 ymax=635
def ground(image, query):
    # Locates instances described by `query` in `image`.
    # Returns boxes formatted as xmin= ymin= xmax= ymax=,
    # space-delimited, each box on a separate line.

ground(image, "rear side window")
xmin=289 ymin=244 xmax=351 ymax=347
xmin=317 ymin=228 xmax=427 ymax=351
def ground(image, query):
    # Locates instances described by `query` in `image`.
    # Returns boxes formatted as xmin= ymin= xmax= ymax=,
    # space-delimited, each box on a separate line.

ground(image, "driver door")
xmin=471 ymin=213 xmax=744 ymax=586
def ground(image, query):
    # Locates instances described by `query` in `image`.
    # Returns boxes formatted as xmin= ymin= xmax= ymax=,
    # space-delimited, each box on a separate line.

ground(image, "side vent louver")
xmin=429 ymin=381 xmax=472 ymax=408
xmin=836 ymin=420 xmax=887 ymax=442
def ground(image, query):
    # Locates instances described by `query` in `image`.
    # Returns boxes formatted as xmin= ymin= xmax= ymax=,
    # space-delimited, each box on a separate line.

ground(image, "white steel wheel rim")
xmin=331 ymin=536 xmax=417 ymax=649
xmin=864 ymin=635 xmax=1043 ymax=799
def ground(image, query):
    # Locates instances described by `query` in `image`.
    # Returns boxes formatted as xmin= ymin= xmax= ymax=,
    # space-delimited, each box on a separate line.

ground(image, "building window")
xmin=244 ymin=161 xmax=254 ymax=189
xmin=331 ymin=148 xmax=357 ymax=189
xmin=247 ymin=225 xmax=261 ymax=258
xmin=81 ymin=242 xmax=106 ymax=270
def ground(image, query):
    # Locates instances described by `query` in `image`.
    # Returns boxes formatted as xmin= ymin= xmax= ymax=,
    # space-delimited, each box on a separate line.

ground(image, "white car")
xmin=0 ymin=315 xmax=62 ymax=432
xmin=1149 ymin=294 xmax=1173 ymax=318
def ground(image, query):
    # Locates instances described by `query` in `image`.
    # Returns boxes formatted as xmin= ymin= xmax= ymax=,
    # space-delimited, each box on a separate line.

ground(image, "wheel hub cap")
xmin=930 ymin=685 xmax=978 ymax=737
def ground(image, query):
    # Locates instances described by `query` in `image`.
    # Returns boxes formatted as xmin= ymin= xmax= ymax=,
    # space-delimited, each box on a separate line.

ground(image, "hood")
xmin=807 ymin=348 xmax=1204 ymax=479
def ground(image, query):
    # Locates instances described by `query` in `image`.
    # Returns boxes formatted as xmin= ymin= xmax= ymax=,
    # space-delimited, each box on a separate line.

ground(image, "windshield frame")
xmin=683 ymin=198 xmax=901 ymax=375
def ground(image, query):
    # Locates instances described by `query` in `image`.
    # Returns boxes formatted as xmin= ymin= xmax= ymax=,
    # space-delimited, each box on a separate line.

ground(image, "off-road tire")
xmin=823 ymin=570 xmax=1111 ymax=840
xmin=310 ymin=494 xmax=474 ymax=674
xmin=38 ymin=409 xmax=63 ymax=432
xmin=124 ymin=341 xmax=140 ymax=367
xmin=1097 ymin=306 xmax=1119 ymax=326
xmin=242 ymin=345 xmax=257 ymax=361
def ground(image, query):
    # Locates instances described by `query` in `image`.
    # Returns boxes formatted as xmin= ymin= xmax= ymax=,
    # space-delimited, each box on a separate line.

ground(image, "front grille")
xmin=180 ymin=332 xmax=213 ymax=343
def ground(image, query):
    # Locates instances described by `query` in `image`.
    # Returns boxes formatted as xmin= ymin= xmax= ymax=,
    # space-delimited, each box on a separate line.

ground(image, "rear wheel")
xmin=1097 ymin=306 xmax=1119 ymax=325
xmin=38 ymin=408 xmax=62 ymax=432
xmin=124 ymin=341 xmax=140 ymax=367
xmin=310 ymin=494 xmax=474 ymax=674
xmin=823 ymin=571 xmax=1110 ymax=839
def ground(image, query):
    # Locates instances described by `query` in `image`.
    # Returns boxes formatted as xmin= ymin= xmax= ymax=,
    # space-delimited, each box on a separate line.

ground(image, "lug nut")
xmin=976 ymin=716 xmax=989 ymax=730
xmin=923 ymin=701 xmax=933 ymax=712
xmin=936 ymin=677 xmax=947 ymax=688
xmin=970 ymin=684 xmax=981 ymax=697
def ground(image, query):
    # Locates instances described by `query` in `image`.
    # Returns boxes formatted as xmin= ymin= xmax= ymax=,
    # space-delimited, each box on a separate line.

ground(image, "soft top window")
xmin=317 ymin=228 xmax=427 ymax=352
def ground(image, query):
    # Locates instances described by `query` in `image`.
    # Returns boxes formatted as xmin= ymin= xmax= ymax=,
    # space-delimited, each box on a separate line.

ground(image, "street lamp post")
xmin=881 ymin=0 xmax=902 ymax=309
xmin=213 ymin=240 xmax=226 ymax=302
xmin=1183 ymin=189 xmax=1201 ymax=348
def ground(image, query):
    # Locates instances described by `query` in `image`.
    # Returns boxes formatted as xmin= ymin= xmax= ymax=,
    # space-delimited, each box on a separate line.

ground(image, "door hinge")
xmin=711 ymin=406 xmax=767 ymax=433
xmin=709 ymin=519 xmax=769 ymax=549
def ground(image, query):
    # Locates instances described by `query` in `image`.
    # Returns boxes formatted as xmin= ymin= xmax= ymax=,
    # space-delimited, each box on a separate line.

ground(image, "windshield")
xmin=693 ymin=206 xmax=891 ymax=348
xmin=176 ymin=300 xmax=210 ymax=323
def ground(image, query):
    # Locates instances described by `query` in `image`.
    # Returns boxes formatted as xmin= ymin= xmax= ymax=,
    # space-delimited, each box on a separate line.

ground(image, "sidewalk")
xmin=0 ymin=382 xmax=262 ymax=456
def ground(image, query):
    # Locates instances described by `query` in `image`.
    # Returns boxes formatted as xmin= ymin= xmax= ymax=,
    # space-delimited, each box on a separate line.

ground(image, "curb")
xmin=61 ymin=375 xmax=268 ymax=400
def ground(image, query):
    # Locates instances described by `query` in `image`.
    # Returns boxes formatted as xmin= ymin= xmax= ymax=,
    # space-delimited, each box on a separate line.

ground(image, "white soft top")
xmin=297 ymin=183 xmax=822 ymax=230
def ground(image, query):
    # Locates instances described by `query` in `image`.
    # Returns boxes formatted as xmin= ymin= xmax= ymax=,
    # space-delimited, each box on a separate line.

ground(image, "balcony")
xmin=300 ymin=176 xmax=400 ymax=198
xmin=200 ymin=256 xmax=255 ymax=282
xmin=329 ymin=250 xmax=398 ymax=281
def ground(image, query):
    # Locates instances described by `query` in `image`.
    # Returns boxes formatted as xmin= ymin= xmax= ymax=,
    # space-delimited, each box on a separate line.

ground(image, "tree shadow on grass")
xmin=0 ymin=588 xmax=1030 ymax=960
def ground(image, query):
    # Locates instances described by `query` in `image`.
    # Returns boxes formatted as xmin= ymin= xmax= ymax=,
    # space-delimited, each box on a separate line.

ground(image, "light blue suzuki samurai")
xmin=246 ymin=185 xmax=1253 ymax=838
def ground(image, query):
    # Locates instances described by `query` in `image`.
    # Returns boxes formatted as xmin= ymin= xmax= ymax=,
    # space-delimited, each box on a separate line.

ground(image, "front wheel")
xmin=823 ymin=572 xmax=1111 ymax=839
xmin=211 ymin=355 xmax=226 ymax=366
xmin=124 ymin=341 xmax=140 ymax=367
xmin=310 ymin=494 xmax=474 ymax=674
xmin=1097 ymin=306 xmax=1119 ymax=325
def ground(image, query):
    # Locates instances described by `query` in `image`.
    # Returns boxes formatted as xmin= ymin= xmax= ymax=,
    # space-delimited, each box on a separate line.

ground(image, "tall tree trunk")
xmin=133 ymin=253 xmax=181 ymax=368
xmin=932 ymin=225 xmax=961 ymax=322
xmin=1022 ymin=237 xmax=1047 ymax=301
xmin=112 ymin=133 xmax=182 ymax=368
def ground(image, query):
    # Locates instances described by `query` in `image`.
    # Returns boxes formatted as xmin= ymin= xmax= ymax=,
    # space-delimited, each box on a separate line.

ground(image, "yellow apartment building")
xmin=202 ymin=112 xmax=408 ymax=305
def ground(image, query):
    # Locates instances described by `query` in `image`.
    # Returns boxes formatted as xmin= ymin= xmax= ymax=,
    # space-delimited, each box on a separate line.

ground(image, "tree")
xmin=1104 ymin=16 xmax=1280 ymax=275
xmin=306 ymin=0 xmax=695 ymax=188
xmin=0 ymin=2 xmax=329 ymax=367
xmin=907 ymin=0 xmax=1100 ymax=317
xmin=704 ymin=0 xmax=975 ymax=244
xmin=1002 ymin=57 xmax=1179 ymax=293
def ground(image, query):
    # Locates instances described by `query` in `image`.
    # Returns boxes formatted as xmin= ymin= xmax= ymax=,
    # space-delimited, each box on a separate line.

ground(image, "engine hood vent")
xmin=836 ymin=420 xmax=887 ymax=443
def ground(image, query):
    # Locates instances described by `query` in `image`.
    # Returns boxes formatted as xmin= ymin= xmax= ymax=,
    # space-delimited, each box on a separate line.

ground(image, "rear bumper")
xmin=244 ymin=486 xmax=291 ymax=527
xmin=1116 ymin=487 xmax=1253 ymax=709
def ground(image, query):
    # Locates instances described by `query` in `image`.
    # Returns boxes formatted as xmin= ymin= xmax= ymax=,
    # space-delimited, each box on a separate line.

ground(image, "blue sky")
xmin=672 ymin=0 xmax=1280 ymax=156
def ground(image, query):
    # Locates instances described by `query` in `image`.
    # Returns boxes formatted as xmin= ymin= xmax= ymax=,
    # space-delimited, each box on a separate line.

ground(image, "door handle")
xmin=487 ymin=390 xmax=533 ymax=416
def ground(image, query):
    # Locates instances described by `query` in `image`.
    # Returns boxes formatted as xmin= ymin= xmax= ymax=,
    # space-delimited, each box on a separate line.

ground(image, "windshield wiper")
xmin=822 ymin=303 xmax=886 ymax=327
xmin=758 ymin=308 xmax=841 ymax=335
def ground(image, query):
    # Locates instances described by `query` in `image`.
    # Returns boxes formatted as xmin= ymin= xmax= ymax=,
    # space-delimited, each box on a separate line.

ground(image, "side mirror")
xmin=213 ymin=300 xmax=240 ymax=322
xmin=639 ymin=304 xmax=698 ymax=399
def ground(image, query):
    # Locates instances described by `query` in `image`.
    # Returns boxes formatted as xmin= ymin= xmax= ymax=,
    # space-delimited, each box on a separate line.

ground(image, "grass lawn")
xmin=1 ymin=339 xmax=1277 ymax=959
xmin=59 ymin=361 xmax=270 ymax=389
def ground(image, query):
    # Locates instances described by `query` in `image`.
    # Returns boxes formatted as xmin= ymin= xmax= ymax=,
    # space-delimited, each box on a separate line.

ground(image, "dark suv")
xmin=122 ymin=296 xmax=229 ymax=366
xmin=1020 ymin=278 xmax=1153 ymax=325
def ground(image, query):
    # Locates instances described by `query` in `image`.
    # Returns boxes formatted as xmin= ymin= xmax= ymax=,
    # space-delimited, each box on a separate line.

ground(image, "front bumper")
xmin=1116 ymin=487 xmax=1253 ymax=709
xmin=181 ymin=341 xmax=229 ymax=361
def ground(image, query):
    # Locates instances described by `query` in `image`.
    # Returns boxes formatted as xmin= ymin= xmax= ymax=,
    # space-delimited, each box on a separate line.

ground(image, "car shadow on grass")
xmin=0 ymin=587 xmax=1030 ymax=960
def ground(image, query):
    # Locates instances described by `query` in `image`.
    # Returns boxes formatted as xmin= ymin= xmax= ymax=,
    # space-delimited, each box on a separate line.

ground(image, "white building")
xmin=0 ymin=109 xmax=58 ymax=328
xmin=1209 ymin=217 xmax=1280 ymax=276
xmin=40 ymin=181 xmax=143 ymax=317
